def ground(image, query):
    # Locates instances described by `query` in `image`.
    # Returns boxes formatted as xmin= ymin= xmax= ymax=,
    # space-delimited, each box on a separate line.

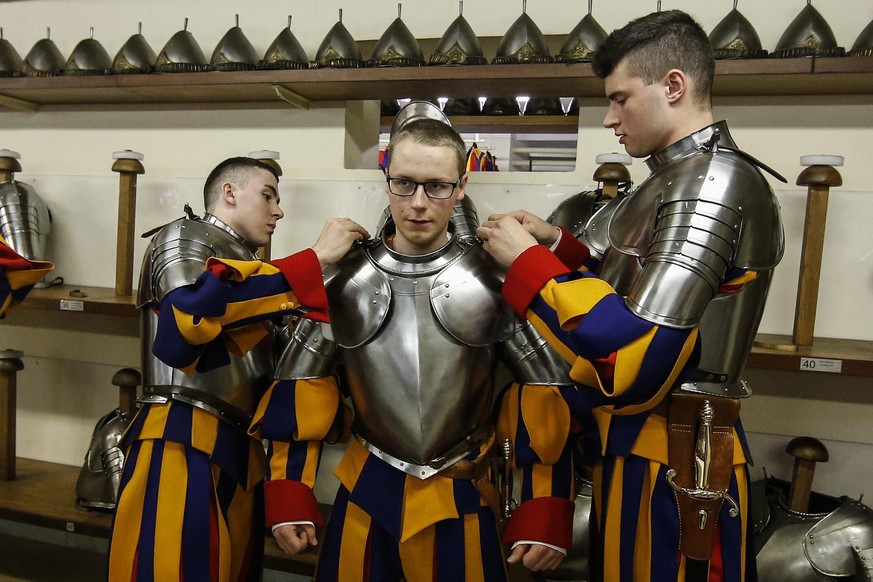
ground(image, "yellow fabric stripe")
xmin=527 ymin=310 xmax=578 ymax=364
xmin=138 ymin=403 xmax=171 ymax=440
xmin=300 ymin=441 xmax=321 ymax=489
xmin=205 ymin=257 xmax=277 ymax=281
xmin=190 ymin=408 xmax=219 ymax=456
xmin=633 ymin=461 xmax=656 ymax=582
xmin=531 ymin=462 xmax=556 ymax=499
xmin=269 ymin=441 xmax=291 ymax=480
xmin=607 ymin=328 xmax=699 ymax=417
xmin=628 ymin=413 xmax=669 ymax=465
xmin=225 ymin=478 xmax=254 ymax=582
xmin=250 ymin=381 xmax=277 ymax=435
xmin=520 ymin=384 xmax=570 ymax=465
xmin=464 ymin=513 xmax=485 ymax=582
xmin=6 ymin=264 xmax=53 ymax=289
xmin=153 ymin=441 xmax=187 ymax=581
xmin=570 ymin=357 xmax=606 ymax=394
xmin=401 ymin=473 xmax=458 ymax=542
xmin=611 ymin=328 xmax=655 ymax=397
xmin=496 ymin=385 xmax=520 ymax=462
xmin=724 ymin=270 xmax=758 ymax=287
xmin=399 ymin=521 xmax=435 ymax=581
xmin=338 ymin=500 xmax=370 ymax=581
xmin=217 ymin=293 xmax=299 ymax=327
xmin=295 ymin=377 xmax=340 ymax=441
xmin=108 ymin=441 xmax=152 ymax=581
xmin=333 ymin=439 xmax=369 ymax=493
xmin=551 ymin=277 xmax=615 ymax=327
xmin=603 ymin=456 xmax=624 ymax=582
xmin=172 ymin=304 xmax=222 ymax=345
xmin=211 ymin=465 xmax=231 ymax=582
xmin=223 ymin=322 xmax=270 ymax=356
xmin=736 ymin=463 xmax=749 ymax=581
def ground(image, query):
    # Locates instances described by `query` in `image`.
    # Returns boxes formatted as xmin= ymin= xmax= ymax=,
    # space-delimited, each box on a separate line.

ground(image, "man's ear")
xmin=221 ymin=182 xmax=236 ymax=206
xmin=456 ymin=174 xmax=468 ymax=201
xmin=664 ymin=69 xmax=687 ymax=104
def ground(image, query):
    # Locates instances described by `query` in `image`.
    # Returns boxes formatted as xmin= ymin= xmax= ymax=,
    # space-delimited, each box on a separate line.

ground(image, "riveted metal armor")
xmin=556 ymin=1 xmax=607 ymax=63
xmin=0 ymin=30 xmax=23 ymax=77
xmin=76 ymin=408 xmax=132 ymax=509
xmin=137 ymin=214 xmax=276 ymax=429
xmin=493 ymin=6 xmax=553 ymax=65
xmin=261 ymin=16 xmax=309 ymax=70
xmin=314 ymin=9 xmax=364 ymax=68
xmin=0 ymin=179 xmax=51 ymax=263
xmin=367 ymin=4 xmax=424 ymax=67
xmin=754 ymin=480 xmax=873 ymax=581
xmin=275 ymin=220 xmax=571 ymax=478
xmin=21 ymin=31 xmax=64 ymax=77
xmin=582 ymin=121 xmax=784 ymax=398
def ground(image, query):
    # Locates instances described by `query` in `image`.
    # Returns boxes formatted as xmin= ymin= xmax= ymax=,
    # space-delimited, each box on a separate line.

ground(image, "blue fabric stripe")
xmin=435 ymin=515 xmax=464 ymax=582
xmin=618 ymin=456 xmax=646 ymax=582
xmin=350 ymin=456 xmax=405 ymax=542
xmin=182 ymin=446 xmax=213 ymax=582
xmin=260 ymin=380 xmax=298 ymax=441
xmin=478 ymin=507 xmax=507 ymax=582
xmin=316 ymin=486 xmax=349 ymax=582
xmin=568 ymin=294 xmax=653 ymax=359
xmin=650 ymin=464 xmax=681 ymax=582
xmin=163 ymin=271 xmax=228 ymax=316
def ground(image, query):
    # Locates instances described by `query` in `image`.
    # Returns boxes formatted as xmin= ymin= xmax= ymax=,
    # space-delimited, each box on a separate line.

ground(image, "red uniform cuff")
xmin=502 ymin=245 xmax=570 ymax=317
xmin=270 ymin=249 xmax=330 ymax=322
xmin=264 ymin=479 xmax=326 ymax=527
xmin=553 ymin=227 xmax=591 ymax=270
xmin=502 ymin=496 xmax=575 ymax=550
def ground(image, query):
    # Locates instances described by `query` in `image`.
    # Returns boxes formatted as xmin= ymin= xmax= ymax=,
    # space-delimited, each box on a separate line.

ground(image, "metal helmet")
xmin=314 ymin=9 xmax=364 ymax=68
xmin=556 ymin=0 xmax=607 ymax=63
xmin=0 ymin=28 xmax=23 ymax=77
xmin=429 ymin=1 xmax=487 ymax=66
xmin=112 ymin=23 xmax=157 ymax=74
xmin=75 ymin=408 xmax=132 ymax=510
xmin=493 ymin=1 xmax=553 ymax=65
xmin=442 ymin=97 xmax=480 ymax=115
xmin=526 ymin=97 xmax=563 ymax=115
xmin=261 ymin=16 xmax=309 ymax=70
xmin=849 ymin=16 xmax=873 ymax=57
xmin=211 ymin=15 xmax=259 ymax=72
xmin=368 ymin=4 xmax=424 ymax=67
xmin=772 ymin=1 xmax=844 ymax=58
xmin=21 ymin=28 xmax=64 ymax=77
xmin=64 ymin=28 xmax=111 ymax=76
xmin=709 ymin=1 xmax=767 ymax=59
xmin=0 ymin=150 xmax=51 ymax=262
xmin=381 ymin=100 xmax=452 ymax=171
xmin=482 ymin=97 xmax=518 ymax=115
xmin=155 ymin=18 xmax=210 ymax=73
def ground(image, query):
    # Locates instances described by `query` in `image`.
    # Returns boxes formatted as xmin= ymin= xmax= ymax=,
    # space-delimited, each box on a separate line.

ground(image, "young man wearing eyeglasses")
xmin=249 ymin=105 xmax=577 ymax=581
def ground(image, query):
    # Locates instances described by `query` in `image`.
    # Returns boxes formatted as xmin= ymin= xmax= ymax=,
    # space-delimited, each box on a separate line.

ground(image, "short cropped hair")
xmin=389 ymin=118 xmax=468 ymax=177
xmin=203 ymin=157 xmax=279 ymax=212
xmin=592 ymin=10 xmax=714 ymax=108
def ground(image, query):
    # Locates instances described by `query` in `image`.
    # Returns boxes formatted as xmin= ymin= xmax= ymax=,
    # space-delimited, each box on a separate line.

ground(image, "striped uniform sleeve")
xmin=249 ymin=375 xmax=350 ymax=528
xmin=0 ymin=236 xmax=54 ymax=318
xmin=502 ymin=245 xmax=699 ymax=413
xmin=152 ymin=249 xmax=327 ymax=372
xmin=497 ymin=381 xmax=576 ymax=549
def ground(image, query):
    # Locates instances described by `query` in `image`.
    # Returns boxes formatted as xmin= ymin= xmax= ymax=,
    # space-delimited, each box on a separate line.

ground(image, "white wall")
xmin=1 ymin=0 xmax=872 ymax=502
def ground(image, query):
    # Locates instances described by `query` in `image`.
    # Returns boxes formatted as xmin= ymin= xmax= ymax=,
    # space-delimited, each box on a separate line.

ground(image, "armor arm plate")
xmin=498 ymin=318 xmax=573 ymax=386
xmin=275 ymin=318 xmax=338 ymax=380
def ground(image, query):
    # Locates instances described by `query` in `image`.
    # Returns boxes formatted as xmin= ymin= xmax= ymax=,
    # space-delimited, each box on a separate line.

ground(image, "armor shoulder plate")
xmin=805 ymin=498 xmax=873 ymax=576
xmin=324 ymin=247 xmax=391 ymax=348
xmin=137 ymin=218 xmax=255 ymax=306
xmin=430 ymin=244 xmax=515 ymax=347
xmin=547 ymin=190 xmax=603 ymax=239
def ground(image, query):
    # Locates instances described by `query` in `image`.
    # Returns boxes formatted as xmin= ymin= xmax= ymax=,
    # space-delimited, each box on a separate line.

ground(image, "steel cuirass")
xmin=584 ymin=121 xmax=784 ymax=398
xmin=0 ymin=180 xmax=51 ymax=263
xmin=137 ymin=214 xmax=276 ymax=429
xmin=275 ymin=221 xmax=571 ymax=478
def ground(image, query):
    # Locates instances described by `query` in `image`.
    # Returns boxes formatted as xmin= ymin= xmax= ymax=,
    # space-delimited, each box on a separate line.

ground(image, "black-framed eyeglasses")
xmin=385 ymin=175 xmax=462 ymax=200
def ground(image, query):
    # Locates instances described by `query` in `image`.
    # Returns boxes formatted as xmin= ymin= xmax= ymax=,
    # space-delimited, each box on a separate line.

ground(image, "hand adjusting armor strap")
xmin=666 ymin=392 xmax=741 ymax=560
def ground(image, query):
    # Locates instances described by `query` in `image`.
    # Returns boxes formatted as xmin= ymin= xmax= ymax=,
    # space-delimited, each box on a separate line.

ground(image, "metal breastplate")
xmin=138 ymin=215 xmax=274 ymax=429
xmin=0 ymin=180 xmax=51 ymax=261
xmin=326 ymin=235 xmax=509 ymax=469
xmin=595 ymin=122 xmax=784 ymax=398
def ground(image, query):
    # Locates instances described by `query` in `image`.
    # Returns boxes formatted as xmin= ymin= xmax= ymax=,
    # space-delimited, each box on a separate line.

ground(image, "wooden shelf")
xmin=2 ymin=56 xmax=873 ymax=113
xmin=20 ymin=285 xmax=137 ymax=317
xmin=749 ymin=334 xmax=873 ymax=377
xmin=0 ymin=458 xmax=319 ymax=575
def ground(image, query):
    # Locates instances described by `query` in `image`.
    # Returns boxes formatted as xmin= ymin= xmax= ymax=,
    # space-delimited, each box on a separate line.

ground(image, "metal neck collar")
xmin=645 ymin=121 xmax=736 ymax=172
xmin=367 ymin=220 xmax=464 ymax=277
xmin=202 ymin=213 xmax=259 ymax=254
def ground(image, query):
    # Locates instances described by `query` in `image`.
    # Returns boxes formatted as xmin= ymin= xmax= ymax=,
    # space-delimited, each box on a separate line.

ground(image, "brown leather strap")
xmin=667 ymin=392 xmax=741 ymax=560
xmin=439 ymin=432 xmax=505 ymax=530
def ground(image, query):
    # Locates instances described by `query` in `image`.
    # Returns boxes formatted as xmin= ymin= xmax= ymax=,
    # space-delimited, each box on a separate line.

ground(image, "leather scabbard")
xmin=667 ymin=391 xmax=740 ymax=560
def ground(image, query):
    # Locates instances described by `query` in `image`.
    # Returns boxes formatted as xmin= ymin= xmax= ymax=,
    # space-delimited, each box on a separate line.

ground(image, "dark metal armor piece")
xmin=0 ymin=178 xmax=52 ymax=264
xmin=849 ymin=16 xmax=873 ymax=57
xmin=155 ymin=18 xmax=210 ymax=73
xmin=210 ymin=15 xmax=259 ymax=72
xmin=21 ymin=29 xmax=64 ymax=77
xmin=429 ymin=1 xmax=488 ymax=66
xmin=261 ymin=16 xmax=309 ymax=70
xmin=64 ymin=28 xmax=111 ymax=75
xmin=754 ymin=479 xmax=873 ymax=581
xmin=112 ymin=23 xmax=157 ymax=74
xmin=493 ymin=1 xmax=553 ymax=65
xmin=0 ymin=29 xmax=23 ymax=77
xmin=75 ymin=408 xmax=131 ymax=509
xmin=314 ymin=9 xmax=364 ymax=68
xmin=137 ymin=214 xmax=276 ymax=430
xmin=582 ymin=121 xmax=784 ymax=399
xmin=556 ymin=0 xmax=607 ymax=63
xmin=549 ymin=190 xmax=611 ymax=240
xmin=367 ymin=4 xmax=424 ymax=67
xmin=772 ymin=1 xmax=844 ymax=58
xmin=709 ymin=1 xmax=768 ymax=59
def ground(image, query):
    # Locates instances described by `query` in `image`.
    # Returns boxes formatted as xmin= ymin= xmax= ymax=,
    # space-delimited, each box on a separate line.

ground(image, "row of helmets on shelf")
xmin=1 ymin=0 xmax=873 ymax=79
